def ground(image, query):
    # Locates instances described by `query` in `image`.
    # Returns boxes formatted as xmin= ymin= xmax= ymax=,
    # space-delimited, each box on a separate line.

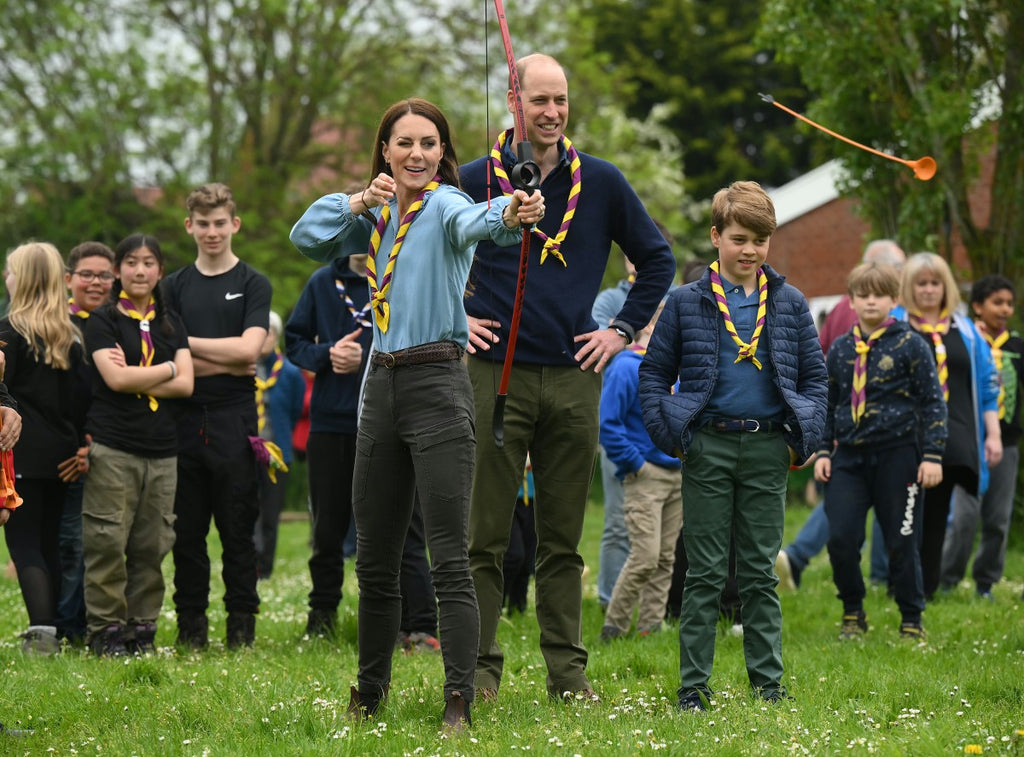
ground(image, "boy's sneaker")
xmin=176 ymin=613 xmax=209 ymax=650
xmin=126 ymin=622 xmax=157 ymax=655
xmin=600 ymin=624 xmax=627 ymax=642
xmin=975 ymin=584 xmax=994 ymax=602
xmin=637 ymin=622 xmax=662 ymax=638
xmin=20 ymin=625 xmax=61 ymax=656
xmin=401 ymin=631 xmax=441 ymax=653
xmin=898 ymin=621 xmax=927 ymax=641
xmin=775 ymin=550 xmax=800 ymax=591
xmin=678 ymin=691 xmax=709 ymax=712
xmin=838 ymin=611 xmax=868 ymax=641
xmin=89 ymin=624 xmax=129 ymax=657
xmin=304 ymin=608 xmax=337 ymax=639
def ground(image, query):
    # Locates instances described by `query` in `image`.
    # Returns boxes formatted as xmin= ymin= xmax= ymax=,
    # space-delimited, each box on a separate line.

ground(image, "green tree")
xmin=759 ymin=0 xmax=1024 ymax=278
xmin=576 ymin=0 xmax=817 ymax=202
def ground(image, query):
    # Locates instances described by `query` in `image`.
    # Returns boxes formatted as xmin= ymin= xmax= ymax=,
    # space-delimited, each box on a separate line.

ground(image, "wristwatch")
xmin=609 ymin=319 xmax=635 ymax=345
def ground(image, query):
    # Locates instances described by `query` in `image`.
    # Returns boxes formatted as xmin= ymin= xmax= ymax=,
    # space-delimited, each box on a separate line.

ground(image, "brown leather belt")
xmin=371 ymin=340 xmax=463 ymax=368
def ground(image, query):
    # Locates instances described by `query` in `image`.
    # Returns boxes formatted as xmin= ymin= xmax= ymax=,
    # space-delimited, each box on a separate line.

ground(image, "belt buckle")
xmin=744 ymin=419 xmax=760 ymax=432
xmin=381 ymin=352 xmax=396 ymax=369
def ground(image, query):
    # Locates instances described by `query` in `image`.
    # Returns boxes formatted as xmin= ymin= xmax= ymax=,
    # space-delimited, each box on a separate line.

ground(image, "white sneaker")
xmin=775 ymin=550 xmax=797 ymax=592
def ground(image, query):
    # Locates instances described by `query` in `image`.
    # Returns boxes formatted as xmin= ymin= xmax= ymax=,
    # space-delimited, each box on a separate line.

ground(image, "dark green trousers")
xmin=467 ymin=358 xmax=600 ymax=696
xmin=678 ymin=426 xmax=790 ymax=699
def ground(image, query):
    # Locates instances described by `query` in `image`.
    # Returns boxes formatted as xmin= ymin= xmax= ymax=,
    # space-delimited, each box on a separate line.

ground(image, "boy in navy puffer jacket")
xmin=639 ymin=181 xmax=827 ymax=711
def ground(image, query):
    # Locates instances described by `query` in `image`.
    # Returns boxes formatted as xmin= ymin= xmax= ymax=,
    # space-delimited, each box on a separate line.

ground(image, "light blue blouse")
xmin=290 ymin=185 xmax=518 ymax=353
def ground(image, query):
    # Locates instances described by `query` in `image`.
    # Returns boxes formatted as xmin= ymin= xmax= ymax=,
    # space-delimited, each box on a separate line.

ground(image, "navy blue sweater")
xmin=285 ymin=257 xmax=372 ymax=434
xmin=822 ymin=321 xmax=947 ymax=461
xmin=639 ymin=265 xmax=828 ymax=464
xmin=460 ymin=145 xmax=675 ymax=366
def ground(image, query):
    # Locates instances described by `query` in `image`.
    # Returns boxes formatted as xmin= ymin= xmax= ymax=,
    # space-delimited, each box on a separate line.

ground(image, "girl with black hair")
xmin=81 ymin=233 xmax=193 ymax=656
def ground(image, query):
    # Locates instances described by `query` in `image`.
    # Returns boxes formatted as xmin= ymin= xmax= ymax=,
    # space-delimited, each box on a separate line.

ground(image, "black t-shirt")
xmin=162 ymin=260 xmax=271 ymax=407
xmin=84 ymin=307 xmax=190 ymax=458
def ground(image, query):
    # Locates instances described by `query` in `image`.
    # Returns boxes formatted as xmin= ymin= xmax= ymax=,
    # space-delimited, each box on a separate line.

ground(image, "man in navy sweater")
xmin=461 ymin=53 xmax=676 ymax=702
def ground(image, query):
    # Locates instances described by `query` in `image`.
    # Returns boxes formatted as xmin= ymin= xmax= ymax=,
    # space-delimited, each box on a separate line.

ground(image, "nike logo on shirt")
xmin=225 ymin=292 xmax=244 ymax=300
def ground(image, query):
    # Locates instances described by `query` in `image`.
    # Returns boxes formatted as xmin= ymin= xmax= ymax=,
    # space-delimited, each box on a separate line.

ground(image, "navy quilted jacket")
xmin=639 ymin=264 xmax=828 ymax=465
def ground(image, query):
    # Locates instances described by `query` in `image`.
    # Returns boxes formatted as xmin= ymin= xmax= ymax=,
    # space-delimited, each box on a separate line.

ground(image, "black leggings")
xmin=4 ymin=478 xmax=67 ymax=626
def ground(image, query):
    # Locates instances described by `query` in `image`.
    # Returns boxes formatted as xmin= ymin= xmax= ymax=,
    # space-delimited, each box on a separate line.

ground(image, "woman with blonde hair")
xmin=2 ymin=242 xmax=87 ymax=654
xmin=901 ymin=252 xmax=1001 ymax=602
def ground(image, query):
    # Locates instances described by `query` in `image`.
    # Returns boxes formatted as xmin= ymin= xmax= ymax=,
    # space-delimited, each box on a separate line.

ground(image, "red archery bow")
xmin=491 ymin=0 xmax=539 ymax=448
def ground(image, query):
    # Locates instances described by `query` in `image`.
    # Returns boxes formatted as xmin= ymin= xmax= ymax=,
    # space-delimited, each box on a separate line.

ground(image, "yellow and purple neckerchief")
xmin=366 ymin=177 xmax=440 ymax=333
xmin=709 ymin=260 xmax=768 ymax=370
xmin=909 ymin=309 xmax=950 ymax=401
xmin=982 ymin=328 xmax=1009 ymax=419
xmin=119 ymin=294 xmax=158 ymax=411
xmin=69 ymin=298 xmax=89 ymax=319
xmin=335 ymin=278 xmax=372 ymax=330
xmin=850 ymin=317 xmax=895 ymax=424
xmin=491 ymin=128 xmax=580 ymax=266
xmin=255 ymin=350 xmax=283 ymax=433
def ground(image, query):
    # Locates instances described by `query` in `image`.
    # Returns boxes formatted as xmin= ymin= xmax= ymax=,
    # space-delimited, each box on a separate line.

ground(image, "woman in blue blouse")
xmin=290 ymin=97 xmax=542 ymax=731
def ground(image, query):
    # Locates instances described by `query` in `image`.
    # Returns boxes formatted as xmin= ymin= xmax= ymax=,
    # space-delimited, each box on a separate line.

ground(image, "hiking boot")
xmin=678 ymin=691 xmax=709 ymax=712
xmin=441 ymin=691 xmax=471 ymax=733
xmin=304 ymin=608 xmax=337 ymax=639
xmin=346 ymin=684 xmax=387 ymax=721
xmin=400 ymin=631 xmax=440 ymax=653
xmin=760 ymin=688 xmax=794 ymax=704
xmin=20 ymin=625 xmax=61 ymax=656
xmin=126 ymin=622 xmax=157 ymax=655
xmin=88 ymin=624 xmax=129 ymax=657
xmin=637 ymin=622 xmax=662 ymax=638
xmin=775 ymin=549 xmax=799 ymax=591
xmin=226 ymin=612 xmax=256 ymax=649
xmin=176 ymin=613 xmax=209 ymax=650
xmin=838 ymin=611 xmax=868 ymax=641
xmin=600 ymin=624 xmax=627 ymax=642
xmin=898 ymin=621 xmax=927 ymax=642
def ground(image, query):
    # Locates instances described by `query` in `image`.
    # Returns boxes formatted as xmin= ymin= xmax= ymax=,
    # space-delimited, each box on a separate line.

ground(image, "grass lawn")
xmin=0 ymin=473 xmax=1022 ymax=755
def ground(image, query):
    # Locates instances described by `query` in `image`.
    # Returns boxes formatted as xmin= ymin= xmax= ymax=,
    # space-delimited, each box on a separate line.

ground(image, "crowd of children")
xmin=0 ymin=125 xmax=1019 ymax=735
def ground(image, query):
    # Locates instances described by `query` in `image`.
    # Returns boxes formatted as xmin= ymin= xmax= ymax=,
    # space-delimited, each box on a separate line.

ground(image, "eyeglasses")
xmin=72 ymin=270 xmax=116 ymax=283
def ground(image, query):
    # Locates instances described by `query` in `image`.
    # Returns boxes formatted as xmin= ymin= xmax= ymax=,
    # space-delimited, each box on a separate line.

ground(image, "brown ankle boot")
xmin=346 ymin=684 xmax=387 ymax=721
xmin=441 ymin=691 xmax=471 ymax=732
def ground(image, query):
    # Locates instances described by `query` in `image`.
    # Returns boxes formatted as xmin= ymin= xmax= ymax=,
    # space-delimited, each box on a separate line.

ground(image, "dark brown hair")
xmin=369 ymin=99 xmax=460 ymax=188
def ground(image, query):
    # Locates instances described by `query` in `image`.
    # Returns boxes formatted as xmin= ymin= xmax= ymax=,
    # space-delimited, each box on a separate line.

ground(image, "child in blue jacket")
xmin=599 ymin=306 xmax=682 ymax=641
xmin=639 ymin=181 xmax=827 ymax=711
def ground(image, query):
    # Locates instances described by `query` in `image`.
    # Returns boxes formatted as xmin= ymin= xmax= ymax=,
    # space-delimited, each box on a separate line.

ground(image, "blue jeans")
xmin=786 ymin=499 xmax=889 ymax=583
xmin=56 ymin=480 xmax=87 ymax=641
xmin=597 ymin=447 xmax=628 ymax=606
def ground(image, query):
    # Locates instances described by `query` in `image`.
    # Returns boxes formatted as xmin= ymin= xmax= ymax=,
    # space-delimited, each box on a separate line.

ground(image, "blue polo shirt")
xmin=700 ymin=273 xmax=784 ymax=422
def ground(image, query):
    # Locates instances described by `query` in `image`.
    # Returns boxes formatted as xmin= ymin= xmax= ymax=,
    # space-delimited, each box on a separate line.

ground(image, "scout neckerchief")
xmin=982 ymin=328 xmax=1009 ymax=419
xmin=709 ymin=260 xmax=768 ymax=370
xmin=119 ymin=294 xmax=158 ymax=411
xmin=255 ymin=349 xmax=284 ymax=433
xmin=69 ymin=298 xmax=89 ymax=319
xmin=366 ymin=177 xmax=440 ymax=333
xmin=850 ymin=317 xmax=895 ymax=424
xmin=335 ymin=278 xmax=372 ymax=330
xmin=491 ymin=127 xmax=580 ymax=266
xmin=909 ymin=309 xmax=950 ymax=401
